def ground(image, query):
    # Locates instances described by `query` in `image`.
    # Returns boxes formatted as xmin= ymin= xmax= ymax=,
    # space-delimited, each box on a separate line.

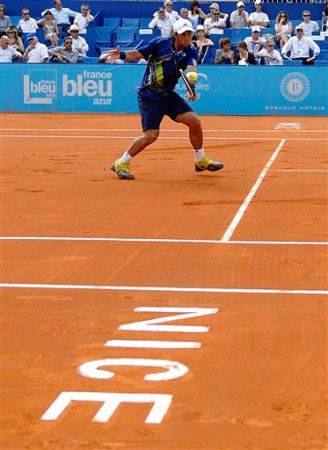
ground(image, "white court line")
xmin=0 ymin=135 xmax=327 ymax=142
xmin=273 ymin=169 xmax=327 ymax=173
xmin=0 ymin=128 xmax=326 ymax=133
xmin=222 ymin=139 xmax=286 ymax=242
xmin=0 ymin=283 xmax=326 ymax=295
xmin=1 ymin=236 xmax=327 ymax=245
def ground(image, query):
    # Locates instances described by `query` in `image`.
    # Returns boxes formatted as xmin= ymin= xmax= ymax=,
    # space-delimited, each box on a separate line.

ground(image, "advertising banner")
xmin=1 ymin=64 xmax=327 ymax=116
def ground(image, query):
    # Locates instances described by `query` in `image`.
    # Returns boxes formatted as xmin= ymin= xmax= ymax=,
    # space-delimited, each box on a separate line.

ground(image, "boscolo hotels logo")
xmin=280 ymin=72 xmax=310 ymax=103
xmin=23 ymin=70 xmax=57 ymax=104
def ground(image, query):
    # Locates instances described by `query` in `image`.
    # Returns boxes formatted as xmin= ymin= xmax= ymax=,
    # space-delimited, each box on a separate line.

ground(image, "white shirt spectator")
xmin=74 ymin=4 xmax=94 ymax=31
xmin=71 ymin=34 xmax=88 ymax=54
xmin=282 ymin=34 xmax=320 ymax=59
xmin=149 ymin=9 xmax=174 ymax=37
xmin=249 ymin=11 xmax=269 ymax=28
xmin=297 ymin=20 xmax=320 ymax=37
xmin=204 ymin=16 xmax=227 ymax=34
xmin=245 ymin=33 xmax=266 ymax=54
xmin=257 ymin=46 xmax=283 ymax=65
xmin=23 ymin=36 xmax=49 ymax=63
xmin=18 ymin=10 xmax=38 ymax=33
xmin=0 ymin=46 xmax=21 ymax=61
xmin=230 ymin=3 xmax=249 ymax=28
xmin=42 ymin=5 xmax=78 ymax=26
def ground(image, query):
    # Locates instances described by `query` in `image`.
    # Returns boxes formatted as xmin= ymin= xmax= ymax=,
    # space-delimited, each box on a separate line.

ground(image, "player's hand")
xmin=187 ymin=90 xmax=197 ymax=101
xmin=103 ymin=45 xmax=121 ymax=63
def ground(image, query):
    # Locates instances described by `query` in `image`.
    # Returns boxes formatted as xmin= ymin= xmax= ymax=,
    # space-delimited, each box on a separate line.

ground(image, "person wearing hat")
xmin=37 ymin=10 xmax=59 ymax=46
xmin=249 ymin=0 xmax=269 ymax=28
xmin=22 ymin=34 xmax=49 ymax=63
xmin=244 ymin=26 xmax=266 ymax=63
xmin=204 ymin=3 xmax=228 ymax=35
xmin=281 ymin=25 xmax=320 ymax=65
xmin=195 ymin=24 xmax=213 ymax=62
xmin=104 ymin=18 xmax=224 ymax=180
xmin=230 ymin=2 xmax=249 ymax=29
xmin=148 ymin=7 xmax=174 ymax=37
xmin=41 ymin=1 xmax=78 ymax=37
xmin=68 ymin=24 xmax=88 ymax=56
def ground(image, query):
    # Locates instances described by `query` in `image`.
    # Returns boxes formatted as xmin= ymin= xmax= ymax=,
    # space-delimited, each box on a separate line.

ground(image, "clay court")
xmin=1 ymin=113 xmax=327 ymax=450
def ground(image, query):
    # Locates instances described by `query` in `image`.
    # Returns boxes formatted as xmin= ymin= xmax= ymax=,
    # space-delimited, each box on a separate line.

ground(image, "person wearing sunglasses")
xmin=230 ymin=2 xmax=249 ymax=29
xmin=73 ymin=3 xmax=94 ymax=32
xmin=274 ymin=11 xmax=292 ymax=48
xmin=17 ymin=8 xmax=38 ymax=34
xmin=297 ymin=10 xmax=320 ymax=37
xmin=0 ymin=4 xmax=12 ymax=37
xmin=204 ymin=3 xmax=228 ymax=35
xmin=6 ymin=25 xmax=24 ymax=53
xmin=41 ymin=2 xmax=78 ymax=36
xmin=256 ymin=39 xmax=283 ymax=65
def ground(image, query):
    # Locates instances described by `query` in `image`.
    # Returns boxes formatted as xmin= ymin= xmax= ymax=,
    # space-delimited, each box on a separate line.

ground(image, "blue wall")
xmin=1 ymin=64 xmax=327 ymax=116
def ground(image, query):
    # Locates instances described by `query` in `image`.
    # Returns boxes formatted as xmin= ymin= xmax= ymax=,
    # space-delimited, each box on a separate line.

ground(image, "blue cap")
xmin=26 ymin=33 xmax=36 ymax=41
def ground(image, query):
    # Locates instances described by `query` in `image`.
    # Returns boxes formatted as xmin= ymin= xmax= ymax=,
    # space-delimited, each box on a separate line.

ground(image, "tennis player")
xmin=105 ymin=18 xmax=224 ymax=180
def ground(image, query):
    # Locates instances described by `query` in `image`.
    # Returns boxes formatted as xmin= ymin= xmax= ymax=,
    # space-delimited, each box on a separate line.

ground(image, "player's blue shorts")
xmin=137 ymin=89 xmax=193 ymax=131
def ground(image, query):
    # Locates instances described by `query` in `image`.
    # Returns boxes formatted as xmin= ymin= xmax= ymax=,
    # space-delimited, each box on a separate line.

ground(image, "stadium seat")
xmin=114 ymin=26 xmax=137 ymax=47
xmin=122 ymin=18 xmax=140 ymax=29
xmin=139 ymin=17 xmax=151 ymax=28
xmin=201 ymin=46 xmax=217 ymax=64
xmin=103 ymin=17 xmax=121 ymax=29
xmin=136 ymin=28 xmax=160 ymax=44
xmin=10 ymin=16 xmax=21 ymax=27
xmin=94 ymin=26 xmax=113 ymax=52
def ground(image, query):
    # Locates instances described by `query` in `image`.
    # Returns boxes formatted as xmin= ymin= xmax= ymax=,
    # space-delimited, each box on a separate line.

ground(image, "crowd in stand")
xmin=0 ymin=0 xmax=326 ymax=65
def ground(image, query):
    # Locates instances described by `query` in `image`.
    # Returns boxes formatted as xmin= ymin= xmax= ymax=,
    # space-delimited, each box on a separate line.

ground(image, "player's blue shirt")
xmin=137 ymin=36 xmax=198 ymax=97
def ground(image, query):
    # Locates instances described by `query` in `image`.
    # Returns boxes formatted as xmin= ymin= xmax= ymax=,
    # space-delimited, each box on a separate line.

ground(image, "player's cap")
xmin=251 ymin=25 xmax=261 ymax=32
xmin=295 ymin=24 xmax=303 ymax=30
xmin=26 ymin=33 xmax=36 ymax=41
xmin=173 ymin=18 xmax=194 ymax=34
xmin=254 ymin=0 xmax=262 ymax=4
xmin=196 ymin=24 xmax=205 ymax=31
xmin=69 ymin=24 xmax=80 ymax=32
xmin=209 ymin=3 xmax=219 ymax=10
xmin=237 ymin=1 xmax=244 ymax=7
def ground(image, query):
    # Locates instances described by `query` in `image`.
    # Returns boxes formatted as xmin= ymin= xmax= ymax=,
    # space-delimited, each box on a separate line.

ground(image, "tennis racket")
xmin=179 ymin=69 xmax=196 ymax=96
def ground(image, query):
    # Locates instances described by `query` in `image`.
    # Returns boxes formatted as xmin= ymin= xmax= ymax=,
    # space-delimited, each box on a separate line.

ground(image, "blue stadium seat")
xmin=122 ymin=18 xmax=140 ymax=29
xmin=136 ymin=28 xmax=160 ymax=44
xmin=94 ymin=26 xmax=113 ymax=52
xmin=114 ymin=26 xmax=136 ymax=47
xmin=139 ymin=17 xmax=151 ymax=28
xmin=103 ymin=17 xmax=121 ymax=29
xmin=10 ymin=16 xmax=21 ymax=27
xmin=201 ymin=46 xmax=217 ymax=64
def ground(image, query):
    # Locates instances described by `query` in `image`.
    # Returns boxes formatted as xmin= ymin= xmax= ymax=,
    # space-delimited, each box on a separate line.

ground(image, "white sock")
xmin=194 ymin=148 xmax=205 ymax=162
xmin=118 ymin=151 xmax=133 ymax=164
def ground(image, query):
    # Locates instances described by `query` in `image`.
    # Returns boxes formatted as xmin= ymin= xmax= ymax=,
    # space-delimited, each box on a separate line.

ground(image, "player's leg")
xmin=110 ymin=95 xmax=166 ymax=180
xmin=170 ymin=93 xmax=224 ymax=172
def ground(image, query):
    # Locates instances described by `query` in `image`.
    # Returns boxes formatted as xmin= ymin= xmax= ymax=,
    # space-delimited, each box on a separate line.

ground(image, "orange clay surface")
xmin=1 ymin=113 xmax=327 ymax=450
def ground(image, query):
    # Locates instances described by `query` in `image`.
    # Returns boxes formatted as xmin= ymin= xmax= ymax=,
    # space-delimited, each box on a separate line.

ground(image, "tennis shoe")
xmin=110 ymin=160 xmax=135 ymax=180
xmin=195 ymin=156 xmax=224 ymax=172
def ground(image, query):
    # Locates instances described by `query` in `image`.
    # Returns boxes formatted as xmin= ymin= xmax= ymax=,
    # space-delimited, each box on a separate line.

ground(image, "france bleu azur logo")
xmin=23 ymin=70 xmax=57 ymax=104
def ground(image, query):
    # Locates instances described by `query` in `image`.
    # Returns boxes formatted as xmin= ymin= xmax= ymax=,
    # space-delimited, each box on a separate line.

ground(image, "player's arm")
xmin=101 ymin=45 xmax=145 ymax=63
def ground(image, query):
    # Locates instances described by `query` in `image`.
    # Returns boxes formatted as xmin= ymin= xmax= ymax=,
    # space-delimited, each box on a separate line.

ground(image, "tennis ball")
xmin=186 ymin=71 xmax=198 ymax=82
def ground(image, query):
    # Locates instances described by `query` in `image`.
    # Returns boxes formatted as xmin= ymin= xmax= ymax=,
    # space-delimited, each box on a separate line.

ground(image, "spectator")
xmin=37 ymin=10 xmax=59 ymax=46
xmin=22 ymin=34 xmax=49 ymax=63
xmin=249 ymin=0 xmax=269 ymax=29
xmin=74 ymin=3 xmax=94 ymax=32
xmin=6 ymin=26 xmax=24 ymax=53
xmin=215 ymin=37 xmax=234 ymax=64
xmin=204 ymin=3 xmax=228 ymax=35
xmin=48 ymin=35 xmax=80 ymax=62
xmin=188 ymin=1 xmax=206 ymax=31
xmin=256 ymin=39 xmax=283 ymax=65
xmin=297 ymin=10 xmax=320 ymax=37
xmin=275 ymin=11 xmax=292 ymax=49
xmin=194 ymin=24 xmax=213 ymax=62
xmin=323 ymin=1 xmax=328 ymax=31
xmin=0 ymin=4 xmax=12 ymax=37
xmin=244 ymin=26 xmax=265 ymax=63
xmin=68 ymin=24 xmax=88 ymax=56
xmin=180 ymin=8 xmax=189 ymax=20
xmin=235 ymin=41 xmax=256 ymax=65
xmin=42 ymin=1 xmax=78 ymax=36
xmin=17 ymin=8 xmax=38 ymax=34
xmin=230 ymin=2 xmax=249 ymax=29
xmin=163 ymin=0 xmax=179 ymax=22
xmin=149 ymin=8 xmax=174 ymax=37
xmin=0 ymin=34 xmax=21 ymax=61
xmin=282 ymin=25 xmax=320 ymax=65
